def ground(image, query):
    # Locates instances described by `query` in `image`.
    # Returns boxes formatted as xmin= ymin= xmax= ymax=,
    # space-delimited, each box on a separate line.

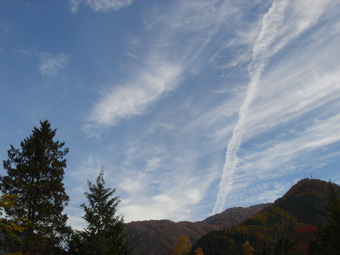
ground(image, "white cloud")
xmin=212 ymin=0 xmax=340 ymax=214
xmin=3 ymin=0 xmax=340 ymax=231
xmin=70 ymin=0 xmax=134 ymax=13
xmin=120 ymin=186 xmax=203 ymax=222
xmin=244 ymin=34 xmax=340 ymax=141
xmin=223 ymin=179 xmax=297 ymax=209
xmin=270 ymin=0 xmax=331 ymax=56
xmin=15 ymin=48 xmax=70 ymax=79
xmin=84 ymin=1 xmax=243 ymax=135
xmin=67 ymin=214 xmax=86 ymax=231
xmin=214 ymin=0 xmax=289 ymax=214
xmin=119 ymin=172 xmax=146 ymax=194
xmin=39 ymin=53 xmax=69 ymax=77
xmin=109 ymin=121 xmax=220 ymax=222
xmin=145 ymin=158 xmax=163 ymax=172
xmin=71 ymin=155 xmax=103 ymax=182
xmin=78 ymin=0 xmax=340 ymax=223
xmin=0 ymin=20 xmax=12 ymax=35
xmin=239 ymin=113 xmax=340 ymax=178
xmin=87 ymin=61 xmax=182 ymax=127
xmin=87 ymin=0 xmax=133 ymax=12
xmin=88 ymin=1 xmax=259 ymax=221
xmin=69 ymin=0 xmax=80 ymax=13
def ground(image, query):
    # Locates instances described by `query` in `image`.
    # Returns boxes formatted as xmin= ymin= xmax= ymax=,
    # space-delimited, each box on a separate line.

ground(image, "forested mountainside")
xmin=125 ymin=204 xmax=270 ymax=255
xmin=192 ymin=178 xmax=339 ymax=255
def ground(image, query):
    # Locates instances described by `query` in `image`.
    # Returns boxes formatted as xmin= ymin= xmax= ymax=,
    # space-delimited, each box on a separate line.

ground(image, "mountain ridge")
xmin=191 ymin=178 xmax=340 ymax=255
xmin=125 ymin=203 xmax=271 ymax=255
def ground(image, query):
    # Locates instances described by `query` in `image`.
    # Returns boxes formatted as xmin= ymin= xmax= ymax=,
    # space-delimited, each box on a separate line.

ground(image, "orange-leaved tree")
xmin=170 ymin=235 xmax=191 ymax=255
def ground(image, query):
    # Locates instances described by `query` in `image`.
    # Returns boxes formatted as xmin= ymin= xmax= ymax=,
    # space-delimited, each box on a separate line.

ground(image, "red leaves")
xmin=296 ymin=225 xmax=318 ymax=235
xmin=295 ymin=225 xmax=320 ymax=255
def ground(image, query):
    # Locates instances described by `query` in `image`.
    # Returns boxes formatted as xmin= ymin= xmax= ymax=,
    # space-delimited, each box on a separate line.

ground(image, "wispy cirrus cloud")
xmin=239 ymin=113 xmax=340 ymax=179
xmin=212 ymin=0 xmax=340 ymax=214
xmin=118 ymin=148 xmax=214 ymax=221
xmin=70 ymin=155 xmax=103 ymax=183
xmin=214 ymin=0 xmax=289 ymax=214
xmin=70 ymin=0 xmax=134 ymax=13
xmin=87 ymin=62 xmax=182 ymax=127
xmin=2 ymin=0 xmax=340 ymax=229
xmin=0 ymin=20 xmax=12 ymax=35
xmin=212 ymin=3 xmax=340 ymax=213
xmin=270 ymin=0 xmax=331 ymax=56
xmin=83 ymin=1 xmax=239 ymax=135
xmin=80 ymin=0 xmax=340 ymax=222
xmin=39 ymin=53 xmax=69 ymax=77
xmin=80 ymin=1 xmax=244 ymax=220
xmin=15 ymin=48 xmax=69 ymax=78
xmin=104 ymin=116 xmax=220 ymax=221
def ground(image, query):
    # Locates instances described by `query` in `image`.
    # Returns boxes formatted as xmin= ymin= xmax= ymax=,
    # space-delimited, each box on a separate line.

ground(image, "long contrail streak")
xmin=213 ymin=0 xmax=288 ymax=214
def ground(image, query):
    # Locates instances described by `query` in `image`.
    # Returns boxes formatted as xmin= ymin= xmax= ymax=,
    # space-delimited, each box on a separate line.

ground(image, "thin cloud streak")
xmin=70 ymin=0 xmax=134 ymax=13
xmin=270 ymin=0 xmax=330 ymax=57
xmin=214 ymin=0 xmax=288 ymax=214
xmin=39 ymin=53 xmax=69 ymax=77
xmin=241 ymin=113 xmax=340 ymax=176
xmin=0 ymin=20 xmax=12 ymax=35
xmin=86 ymin=0 xmax=134 ymax=12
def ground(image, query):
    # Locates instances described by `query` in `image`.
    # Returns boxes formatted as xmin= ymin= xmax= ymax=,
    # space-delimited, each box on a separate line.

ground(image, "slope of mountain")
xmin=192 ymin=178 xmax=339 ymax=255
xmin=273 ymin=178 xmax=331 ymax=225
xmin=125 ymin=203 xmax=270 ymax=255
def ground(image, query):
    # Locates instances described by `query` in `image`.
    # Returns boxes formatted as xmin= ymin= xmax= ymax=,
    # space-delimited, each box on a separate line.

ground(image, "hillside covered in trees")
xmin=125 ymin=204 xmax=270 ymax=255
xmin=191 ymin=178 xmax=340 ymax=255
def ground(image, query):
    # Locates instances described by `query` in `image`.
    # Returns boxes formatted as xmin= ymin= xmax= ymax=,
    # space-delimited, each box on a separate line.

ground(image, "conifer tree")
xmin=0 ymin=120 xmax=70 ymax=254
xmin=69 ymin=169 xmax=130 ymax=255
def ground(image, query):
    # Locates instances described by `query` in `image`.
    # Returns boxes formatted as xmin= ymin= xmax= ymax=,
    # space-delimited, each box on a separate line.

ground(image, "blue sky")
xmin=1 ymin=0 xmax=340 ymax=229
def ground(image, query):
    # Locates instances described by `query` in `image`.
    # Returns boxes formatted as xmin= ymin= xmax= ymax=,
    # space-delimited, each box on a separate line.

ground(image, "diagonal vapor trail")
xmin=213 ymin=0 xmax=289 ymax=214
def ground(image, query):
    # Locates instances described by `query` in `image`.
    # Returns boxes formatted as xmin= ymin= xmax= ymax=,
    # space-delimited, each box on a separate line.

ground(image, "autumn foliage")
xmin=192 ymin=179 xmax=340 ymax=255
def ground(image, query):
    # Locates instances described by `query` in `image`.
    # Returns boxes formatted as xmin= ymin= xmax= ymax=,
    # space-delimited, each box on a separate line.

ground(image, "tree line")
xmin=0 ymin=120 xmax=130 ymax=255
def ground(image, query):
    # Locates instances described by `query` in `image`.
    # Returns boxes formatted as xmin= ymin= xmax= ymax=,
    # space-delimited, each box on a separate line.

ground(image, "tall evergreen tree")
xmin=68 ymin=169 xmax=130 ymax=255
xmin=0 ymin=120 xmax=70 ymax=254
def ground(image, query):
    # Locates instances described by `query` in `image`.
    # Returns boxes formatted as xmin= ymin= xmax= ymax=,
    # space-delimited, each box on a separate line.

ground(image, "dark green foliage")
xmin=0 ymin=120 xmax=71 ymax=254
xmin=309 ymin=181 xmax=340 ymax=255
xmin=68 ymin=169 xmax=130 ymax=255
xmin=275 ymin=178 xmax=330 ymax=225
xmin=324 ymin=182 xmax=340 ymax=252
xmin=191 ymin=229 xmax=239 ymax=255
